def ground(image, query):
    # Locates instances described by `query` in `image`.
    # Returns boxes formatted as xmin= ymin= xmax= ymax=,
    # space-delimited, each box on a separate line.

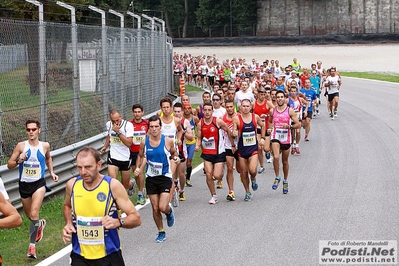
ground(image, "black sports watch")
xmin=119 ymin=218 xmax=125 ymax=228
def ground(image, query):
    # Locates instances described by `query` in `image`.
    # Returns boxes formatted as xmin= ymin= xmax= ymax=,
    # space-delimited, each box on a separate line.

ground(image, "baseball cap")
xmin=183 ymin=103 xmax=192 ymax=109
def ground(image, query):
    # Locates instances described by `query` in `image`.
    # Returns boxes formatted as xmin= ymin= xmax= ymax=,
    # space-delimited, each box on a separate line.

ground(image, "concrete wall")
xmin=257 ymin=0 xmax=399 ymax=36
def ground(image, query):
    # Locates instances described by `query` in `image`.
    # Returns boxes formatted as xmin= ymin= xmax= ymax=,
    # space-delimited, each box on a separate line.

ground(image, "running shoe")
xmin=272 ymin=177 xmax=281 ymax=190
xmin=291 ymin=147 xmax=296 ymax=155
xmin=296 ymin=147 xmax=301 ymax=155
xmin=209 ymin=195 xmax=218 ymax=204
xmin=166 ymin=203 xmax=175 ymax=227
xmin=27 ymin=245 xmax=37 ymax=259
xmin=305 ymin=135 xmax=309 ymax=141
xmin=257 ymin=167 xmax=265 ymax=174
xmin=127 ymin=178 xmax=136 ymax=197
xmin=216 ymin=180 xmax=223 ymax=189
xmin=334 ymin=111 xmax=337 ymax=118
xmin=185 ymin=180 xmax=193 ymax=187
xmin=244 ymin=192 xmax=251 ymax=202
xmin=251 ymin=181 xmax=258 ymax=191
xmin=179 ymin=191 xmax=186 ymax=201
xmin=36 ymin=219 xmax=46 ymax=242
xmin=330 ymin=113 xmax=334 ymax=120
xmin=137 ymin=194 xmax=145 ymax=205
xmin=155 ymin=231 xmax=166 ymax=243
xmin=267 ymin=156 xmax=273 ymax=163
xmin=172 ymin=190 xmax=179 ymax=207
xmin=283 ymin=181 xmax=289 ymax=194
xmin=317 ymin=109 xmax=320 ymax=115
xmin=265 ymin=151 xmax=271 ymax=160
xmin=226 ymin=192 xmax=235 ymax=201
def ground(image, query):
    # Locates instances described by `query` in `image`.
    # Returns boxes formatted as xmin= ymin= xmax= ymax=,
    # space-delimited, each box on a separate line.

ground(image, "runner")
xmin=300 ymin=79 xmax=318 ymax=141
xmin=325 ymin=66 xmax=342 ymax=120
xmin=159 ymin=97 xmax=183 ymax=207
xmin=173 ymin=103 xmax=194 ymax=201
xmin=309 ymin=69 xmax=322 ymax=115
xmin=7 ymin=119 xmax=59 ymax=259
xmin=232 ymin=99 xmax=265 ymax=201
xmin=195 ymin=102 xmax=236 ymax=204
xmin=182 ymin=103 xmax=199 ymax=187
xmin=253 ymin=87 xmax=274 ymax=173
xmin=0 ymin=192 xmax=22 ymax=228
xmin=222 ymin=100 xmax=239 ymax=201
xmin=129 ymin=104 xmax=149 ymax=205
xmin=62 ymin=147 xmax=142 ymax=265
xmin=196 ymin=91 xmax=211 ymax=120
xmin=288 ymin=86 xmax=308 ymax=155
xmin=134 ymin=116 xmax=178 ymax=242
xmin=269 ymin=91 xmax=301 ymax=194
xmin=100 ymin=110 xmax=136 ymax=196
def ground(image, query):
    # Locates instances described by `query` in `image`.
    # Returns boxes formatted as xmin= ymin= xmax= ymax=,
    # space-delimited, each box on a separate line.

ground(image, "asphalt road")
xmin=47 ymin=77 xmax=399 ymax=266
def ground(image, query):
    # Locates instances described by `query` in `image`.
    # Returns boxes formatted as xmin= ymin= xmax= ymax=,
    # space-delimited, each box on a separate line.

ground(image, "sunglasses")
xmin=26 ymin=128 xmax=38 ymax=132
xmin=212 ymin=99 xmax=221 ymax=102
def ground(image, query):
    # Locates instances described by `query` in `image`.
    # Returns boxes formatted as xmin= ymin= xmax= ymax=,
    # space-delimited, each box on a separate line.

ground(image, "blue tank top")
xmin=237 ymin=114 xmax=258 ymax=157
xmin=144 ymin=135 xmax=172 ymax=178
xmin=275 ymin=84 xmax=285 ymax=92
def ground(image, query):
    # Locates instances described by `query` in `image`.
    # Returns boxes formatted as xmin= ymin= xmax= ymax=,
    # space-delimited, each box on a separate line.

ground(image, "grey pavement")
xmin=49 ymin=77 xmax=399 ymax=266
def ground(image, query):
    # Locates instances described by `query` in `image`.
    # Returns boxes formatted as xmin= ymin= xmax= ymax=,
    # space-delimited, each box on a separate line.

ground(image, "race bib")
xmin=147 ymin=160 xmax=163 ymax=177
xmin=110 ymin=134 xmax=122 ymax=144
xmin=23 ymin=164 xmax=40 ymax=178
xmin=76 ymin=216 xmax=104 ymax=245
xmin=133 ymin=131 xmax=146 ymax=145
xmin=275 ymin=128 xmax=288 ymax=143
xmin=202 ymin=137 xmax=215 ymax=150
xmin=242 ymin=131 xmax=256 ymax=146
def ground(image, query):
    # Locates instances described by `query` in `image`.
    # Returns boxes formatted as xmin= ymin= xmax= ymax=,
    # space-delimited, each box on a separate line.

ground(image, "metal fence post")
xmin=56 ymin=1 xmax=80 ymax=143
xmin=26 ymin=0 xmax=47 ymax=140
xmin=88 ymin=5 xmax=108 ymax=126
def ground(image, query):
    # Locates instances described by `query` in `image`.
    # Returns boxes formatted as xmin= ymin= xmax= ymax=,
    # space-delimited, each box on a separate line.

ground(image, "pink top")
xmin=271 ymin=106 xmax=291 ymax=145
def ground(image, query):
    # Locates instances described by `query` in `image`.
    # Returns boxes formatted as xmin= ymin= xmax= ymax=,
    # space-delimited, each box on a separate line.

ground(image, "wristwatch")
xmin=119 ymin=218 xmax=125 ymax=228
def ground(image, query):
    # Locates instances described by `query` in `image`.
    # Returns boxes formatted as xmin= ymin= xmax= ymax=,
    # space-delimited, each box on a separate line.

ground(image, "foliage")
xmin=196 ymin=0 xmax=257 ymax=31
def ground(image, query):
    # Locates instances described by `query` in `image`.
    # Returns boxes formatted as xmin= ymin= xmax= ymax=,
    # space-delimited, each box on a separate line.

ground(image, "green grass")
xmin=340 ymin=71 xmax=399 ymax=83
xmin=184 ymin=84 xmax=203 ymax=92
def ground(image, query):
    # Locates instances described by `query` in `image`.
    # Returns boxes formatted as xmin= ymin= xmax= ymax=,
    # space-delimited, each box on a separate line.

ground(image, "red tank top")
xmin=200 ymin=117 xmax=221 ymax=155
xmin=253 ymin=100 xmax=269 ymax=129
xmin=129 ymin=119 xmax=148 ymax=152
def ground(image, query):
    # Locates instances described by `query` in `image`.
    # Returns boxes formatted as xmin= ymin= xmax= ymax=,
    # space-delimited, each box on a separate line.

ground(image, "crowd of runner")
xmin=0 ymin=52 xmax=343 ymax=264
xmin=171 ymin=52 xmax=342 ymax=203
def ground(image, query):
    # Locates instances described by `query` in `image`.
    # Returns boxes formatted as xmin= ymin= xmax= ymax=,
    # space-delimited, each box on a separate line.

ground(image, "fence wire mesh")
xmin=0 ymin=19 xmax=173 ymax=164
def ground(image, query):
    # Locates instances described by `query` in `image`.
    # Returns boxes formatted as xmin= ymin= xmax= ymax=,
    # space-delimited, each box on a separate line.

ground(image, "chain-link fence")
xmin=0 ymin=19 xmax=173 ymax=164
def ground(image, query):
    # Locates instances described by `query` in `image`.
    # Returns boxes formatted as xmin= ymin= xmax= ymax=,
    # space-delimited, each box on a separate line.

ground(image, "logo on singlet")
xmin=97 ymin=192 xmax=106 ymax=202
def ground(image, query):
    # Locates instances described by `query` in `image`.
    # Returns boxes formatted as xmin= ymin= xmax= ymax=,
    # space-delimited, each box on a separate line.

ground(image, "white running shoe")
xmin=208 ymin=195 xmax=218 ymax=204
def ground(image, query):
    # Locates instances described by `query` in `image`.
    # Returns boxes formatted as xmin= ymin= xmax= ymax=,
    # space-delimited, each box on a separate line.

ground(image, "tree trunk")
xmin=182 ymin=0 xmax=188 ymax=38
xmin=161 ymin=0 xmax=174 ymax=37
xmin=26 ymin=23 xmax=40 ymax=95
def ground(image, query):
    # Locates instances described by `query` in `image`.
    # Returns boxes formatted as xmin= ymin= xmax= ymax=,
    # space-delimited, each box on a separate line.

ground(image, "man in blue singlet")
xmin=134 ymin=116 xmax=179 ymax=243
xmin=7 ymin=119 xmax=58 ymax=259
